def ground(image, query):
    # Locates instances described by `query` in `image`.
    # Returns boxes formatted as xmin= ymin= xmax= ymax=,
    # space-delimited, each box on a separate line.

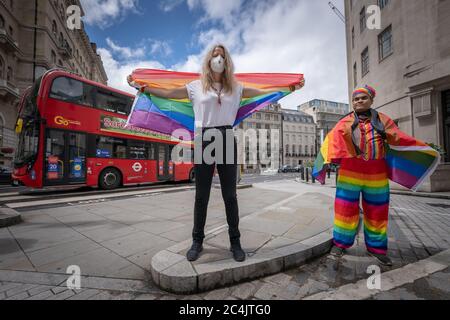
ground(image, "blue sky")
xmin=80 ymin=0 xmax=348 ymax=108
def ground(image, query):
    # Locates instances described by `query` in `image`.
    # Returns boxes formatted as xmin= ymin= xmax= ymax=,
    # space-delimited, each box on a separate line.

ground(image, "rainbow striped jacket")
xmin=312 ymin=110 xmax=440 ymax=191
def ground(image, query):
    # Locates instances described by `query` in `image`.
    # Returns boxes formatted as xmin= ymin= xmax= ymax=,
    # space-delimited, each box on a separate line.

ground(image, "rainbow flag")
xmin=126 ymin=69 xmax=304 ymax=140
xmin=313 ymin=112 xmax=440 ymax=191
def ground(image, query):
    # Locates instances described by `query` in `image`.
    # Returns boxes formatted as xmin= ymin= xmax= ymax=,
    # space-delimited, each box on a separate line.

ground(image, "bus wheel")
xmin=99 ymin=168 xmax=121 ymax=190
xmin=189 ymin=169 xmax=195 ymax=183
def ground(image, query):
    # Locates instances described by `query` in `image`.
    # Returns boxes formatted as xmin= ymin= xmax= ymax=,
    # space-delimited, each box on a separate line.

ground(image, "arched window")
xmin=7 ymin=66 xmax=12 ymax=82
xmin=0 ymin=114 xmax=4 ymax=147
xmin=52 ymin=20 xmax=57 ymax=37
xmin=0 ymin=56 xmax=4 ymax=79
xmin=51 ymin=50 xmax=56 ymax=64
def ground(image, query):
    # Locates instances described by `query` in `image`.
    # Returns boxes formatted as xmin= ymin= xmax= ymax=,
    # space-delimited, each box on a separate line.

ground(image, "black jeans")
xmin=192 ymin=126 xmax=240 ymax=242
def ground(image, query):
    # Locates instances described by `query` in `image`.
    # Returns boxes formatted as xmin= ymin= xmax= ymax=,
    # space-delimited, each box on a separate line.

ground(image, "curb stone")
xmin=0 ymin=207 xmax=22 ymax=228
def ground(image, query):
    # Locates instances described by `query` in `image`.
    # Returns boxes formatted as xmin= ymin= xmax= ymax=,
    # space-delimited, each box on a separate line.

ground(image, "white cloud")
xmin=80 ymin=0 xmax=140 ymax=29
xmin=150 ymin=40 xmax=173 ymax=57
xmin=159 ymin=0 xmax=184 ymax=12
xmin=106 ymin=38 xmax=146 ymax=59
xmin=187 ymin=0 xmax=244 ymax=28
xmin=97 ymin=47 xmax=165 ymax=94
xmin=99 ymin=0 xmax=349 ymax=108
xmin=175 ymin=0 xmax=348 ymax=108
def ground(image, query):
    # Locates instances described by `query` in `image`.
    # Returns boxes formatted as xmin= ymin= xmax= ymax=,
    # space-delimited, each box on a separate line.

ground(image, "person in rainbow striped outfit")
xmin=313 ymin=85 xmax=440 ymax=266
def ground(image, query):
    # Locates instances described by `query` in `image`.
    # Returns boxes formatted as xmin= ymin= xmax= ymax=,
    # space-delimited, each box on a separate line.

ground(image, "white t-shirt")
xmin=186 ymin=80 xmax=244 ymax=128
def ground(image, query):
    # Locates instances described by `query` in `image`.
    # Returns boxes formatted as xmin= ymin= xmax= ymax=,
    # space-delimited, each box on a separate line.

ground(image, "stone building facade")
xmin=237 ymin=104 xmax=283 ymax=173
xmin=345 ymin=0 xmax=450 ymax=191
xmin=282 ymin=109 xmax=316 ymax=167
xmin=299 ymin=99 xmax=350 ymax=152
xmin=0 ymin=0 xmax=107 ymax=167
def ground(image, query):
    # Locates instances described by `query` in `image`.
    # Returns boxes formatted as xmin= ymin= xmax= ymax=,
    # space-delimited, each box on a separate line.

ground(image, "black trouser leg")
xmin=217 ymin=162 xmax=240 ymax=241
xmin=192 ymin=162 xmax=215 ymax=242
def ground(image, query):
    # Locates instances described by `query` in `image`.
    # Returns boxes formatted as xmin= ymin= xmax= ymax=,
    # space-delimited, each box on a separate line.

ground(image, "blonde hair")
xmin=201 ymin=44 xmax=237 ymax=94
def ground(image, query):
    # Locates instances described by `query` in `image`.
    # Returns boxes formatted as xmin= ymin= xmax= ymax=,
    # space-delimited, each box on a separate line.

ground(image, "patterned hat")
xmin=352 ymin=85 xmax=376 ymax=99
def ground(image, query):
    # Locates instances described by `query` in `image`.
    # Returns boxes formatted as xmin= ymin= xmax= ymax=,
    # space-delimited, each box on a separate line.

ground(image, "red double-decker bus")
xmin=12 ymin=69 xmax=194 ymax=190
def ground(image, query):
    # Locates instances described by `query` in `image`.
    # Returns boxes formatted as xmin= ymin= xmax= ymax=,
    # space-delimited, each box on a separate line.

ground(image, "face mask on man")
xmin=210 ymin=55 xmax=225 ymax=74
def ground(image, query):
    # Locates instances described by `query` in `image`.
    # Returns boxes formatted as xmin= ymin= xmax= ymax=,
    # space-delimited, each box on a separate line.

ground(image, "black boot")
xmin=186 ymin=240 xmax=203 ymax=262
xmin=230 ymin=239 xmax=246 ymax=262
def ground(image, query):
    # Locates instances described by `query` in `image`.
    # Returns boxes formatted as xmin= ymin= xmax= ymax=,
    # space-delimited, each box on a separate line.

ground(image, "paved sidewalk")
xmin=0 ymin=180 xmax=449 ymax=300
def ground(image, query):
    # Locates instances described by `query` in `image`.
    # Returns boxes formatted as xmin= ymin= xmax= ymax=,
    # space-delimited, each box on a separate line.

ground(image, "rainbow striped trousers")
xmin=333 ymin=158 xmax=390 ymax=255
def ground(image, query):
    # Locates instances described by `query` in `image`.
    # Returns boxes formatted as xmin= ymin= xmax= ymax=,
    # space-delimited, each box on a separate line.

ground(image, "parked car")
xmin=261 ymin=168 xmax=278 ymax=176
xmin=278 ymin=165 xmax=296 ymax=173
xmin=293 ymin=165 xmax=304 ymax=173
xmin=0 ymin=166 xmax=12 ymax=185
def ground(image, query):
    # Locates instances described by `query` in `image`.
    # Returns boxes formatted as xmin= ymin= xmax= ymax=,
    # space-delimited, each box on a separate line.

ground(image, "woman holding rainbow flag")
xmin=312 ymin=85 xmax=440 ymax=266
xmin=127 ymin=44 xmax=304 ymax=262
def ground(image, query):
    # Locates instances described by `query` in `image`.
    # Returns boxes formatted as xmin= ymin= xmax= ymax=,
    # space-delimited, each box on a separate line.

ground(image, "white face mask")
xmin=210 ymin=55 xmax=225 ymax=74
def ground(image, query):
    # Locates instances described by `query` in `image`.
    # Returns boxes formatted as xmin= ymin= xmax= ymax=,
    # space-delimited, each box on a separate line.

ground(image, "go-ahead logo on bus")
xmin=54 ymin=116 xmax=81 ymax=127
xmin=132 ymin=162 xmax=143 ymax=172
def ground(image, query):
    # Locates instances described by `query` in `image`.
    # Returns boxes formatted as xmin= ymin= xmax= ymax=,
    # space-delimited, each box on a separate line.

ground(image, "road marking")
xmin=0 ymin=192 xmax=21 ymax=198
xmin=6 ymin=186 xmax=194 ymax=209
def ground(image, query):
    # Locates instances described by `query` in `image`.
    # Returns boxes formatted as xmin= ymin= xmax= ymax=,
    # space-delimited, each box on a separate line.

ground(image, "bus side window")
xmin=96 ymin=136 xmax=113 ymax=158
xmin=117 ymin=96 xmax=134 ymax=115
xmin=96 ymin=136 xmax=126 ymax=159
xmin=49 ymin=77 xmax=83 ymax=104
xmin=114 ymin=142 xmax=127 ymax=159
xmin=146 ymin=143 xmax=155 ymax=160
xmin=128 ymin=141 xmax=147 ymax=160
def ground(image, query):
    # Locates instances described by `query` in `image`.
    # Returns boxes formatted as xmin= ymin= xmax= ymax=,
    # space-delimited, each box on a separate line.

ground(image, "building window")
xmin=51 ymin=50 xmax=56 ymax=64
xmin=353 ymin=62 xmax=357 ymax=88
xmin=0 ymin=56 xmax=4 ymax=79
xmin=60 ymin=4 xmax=65 ymax=19
xmin=265 ymin=114 xmax=271 ymax=121
xmin=378 ymin=0 xmax=390 ymax=9
xmin=52 ymin=20 xmax=57 ymax=37
xmin=351 ymin=27 xmax=355 ymax=49
xmin=360 ymin=6 xmax=366 ymax=33
xmin=256 ymin=113 xmax=261 ymax=120
xmin=0 ymin=115 xmax=4 ymax=147
xmin=361 ymin=47 xmax=369 ymax=77
xmin=378 ymin=25 xmax=393 ymax=61
xmin=6 ymin=67 xmax=12 ymax=82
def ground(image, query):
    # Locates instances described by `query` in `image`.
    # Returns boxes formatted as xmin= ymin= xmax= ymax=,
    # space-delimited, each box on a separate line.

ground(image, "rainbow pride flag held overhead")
xmin=312 ymin=112 xmax=441 ymax=192
xmin=126 ymin=69 xmax=304 ymax=140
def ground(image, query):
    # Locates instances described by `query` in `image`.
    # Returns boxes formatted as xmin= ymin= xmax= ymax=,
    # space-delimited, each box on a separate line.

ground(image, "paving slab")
xmin=150 ymin=188 xmax=334 ymax=294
